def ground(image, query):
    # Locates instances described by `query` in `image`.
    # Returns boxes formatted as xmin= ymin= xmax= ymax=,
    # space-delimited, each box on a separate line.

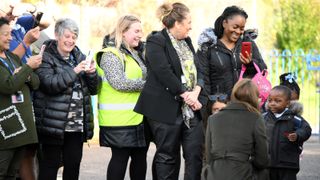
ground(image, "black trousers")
xmin=38 ymin=132 xmax=83 ymax=180
xmin=107 ymin=146 xmax=148 ymax=180
xmin=0 ymin=147 xmax=25 ymax=180
xmin=148 ymin=116 xmax=204 ymax=180
xmin=269 ymin=168 xmax=298 ymax=180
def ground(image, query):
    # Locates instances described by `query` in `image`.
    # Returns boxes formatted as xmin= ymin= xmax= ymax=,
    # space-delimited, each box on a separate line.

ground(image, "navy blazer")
xmin=134 ymin=29 xmax=205 ymax=124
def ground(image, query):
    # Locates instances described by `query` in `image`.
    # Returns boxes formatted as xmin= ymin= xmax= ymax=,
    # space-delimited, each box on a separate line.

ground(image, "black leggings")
xmin=107 ymin=146 xmax=148 ymax=180
xmin=38 ymin=132 xmax=83 ymax=180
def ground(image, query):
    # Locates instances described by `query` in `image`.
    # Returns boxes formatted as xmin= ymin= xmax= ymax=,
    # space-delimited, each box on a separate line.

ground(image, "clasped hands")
xmin=180 ymin=86 xmax=202 ymax=111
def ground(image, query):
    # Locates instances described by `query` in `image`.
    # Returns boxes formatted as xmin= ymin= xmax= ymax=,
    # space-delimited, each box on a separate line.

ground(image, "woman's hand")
xmin=85 ymin=59 xmax=96 ymax=74
xmin=23 ymin=27 xmax=41 ymax=46
xmin=180 ymin=85 xmax=201 ymax=106
xmin=191 ymin=100 xmax=202 ymax=111
xmin=240 ymin=52 xmax=252 ymax=64
xmin=184 ymin=86 xmax=201 ymax=105
xmin=74 ymin=60 xmax=87 ymax=74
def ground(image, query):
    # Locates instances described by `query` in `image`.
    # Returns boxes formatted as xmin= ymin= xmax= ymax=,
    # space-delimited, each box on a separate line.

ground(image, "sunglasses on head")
xmin=208 ymin=94 xmax=228 ymax=102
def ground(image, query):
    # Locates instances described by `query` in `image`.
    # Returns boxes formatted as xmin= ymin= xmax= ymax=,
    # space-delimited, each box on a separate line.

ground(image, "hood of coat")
xmin=197 ymin=28 xmax=259 ymax=51
xmin=197 ymin=28 xmax=217 ymax=51
xmin=289 ymin=100 xmax=303 ymax=116
xmin=264 ymin=100 xmax=303 ymax=116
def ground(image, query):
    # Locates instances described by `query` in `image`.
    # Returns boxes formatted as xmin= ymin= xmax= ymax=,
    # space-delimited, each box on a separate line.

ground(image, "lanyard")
xmin=0 ymin=52 xmax=17 ymax=75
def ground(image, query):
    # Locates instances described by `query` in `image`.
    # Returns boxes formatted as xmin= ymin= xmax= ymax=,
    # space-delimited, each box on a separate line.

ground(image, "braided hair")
xmin=214 ymin=6 xmax=248 ymax=39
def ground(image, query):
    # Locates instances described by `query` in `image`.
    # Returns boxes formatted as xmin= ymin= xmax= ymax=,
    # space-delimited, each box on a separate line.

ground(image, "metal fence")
xmin=263 ymin=49 xmax=320 ymax=134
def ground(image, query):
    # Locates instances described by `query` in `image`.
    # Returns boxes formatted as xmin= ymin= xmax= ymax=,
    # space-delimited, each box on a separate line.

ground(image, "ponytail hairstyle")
xmin=231 ymin=79 xmax=260 ymax=114
xmin=110 ymin=15 xmax=141 ymax=50
xmin=279 ymin=72 xmax=300 ymax=99
xmin=156 ymin=2 xmax=190 ymax=29
xmin=214 ymin=6 xmax=248 ymax=39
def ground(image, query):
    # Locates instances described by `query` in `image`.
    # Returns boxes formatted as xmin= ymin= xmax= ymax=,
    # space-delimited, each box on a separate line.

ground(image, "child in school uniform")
xmin=263 ymin=85 xmax=312 ymax=180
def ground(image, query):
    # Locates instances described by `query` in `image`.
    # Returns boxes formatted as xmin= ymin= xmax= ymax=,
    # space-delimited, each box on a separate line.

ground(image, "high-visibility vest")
xmin=95 ymin=47 xmax=143 ymax=126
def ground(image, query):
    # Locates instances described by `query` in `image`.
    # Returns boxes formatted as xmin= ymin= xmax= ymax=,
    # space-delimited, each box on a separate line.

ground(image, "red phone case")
xmin=241 ymin=42 xmax=252 ymax=58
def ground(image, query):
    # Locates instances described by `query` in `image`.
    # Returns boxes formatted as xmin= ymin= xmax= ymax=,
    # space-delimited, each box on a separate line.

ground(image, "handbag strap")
xmin=239 ymin=62 xmax=261 ymax=79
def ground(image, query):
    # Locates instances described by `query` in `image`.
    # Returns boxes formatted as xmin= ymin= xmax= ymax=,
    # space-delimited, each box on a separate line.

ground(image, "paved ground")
xmin=57 ymin=135 xmax=320 ymax=180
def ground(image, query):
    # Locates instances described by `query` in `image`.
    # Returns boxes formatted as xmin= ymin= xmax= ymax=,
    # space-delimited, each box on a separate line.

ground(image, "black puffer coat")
xmin=197 ymin=28 xmax=267 ymax=97
xmin=33 ymin=40 xmax=100 ymax=144
xmin=263 ymin=107 xmax=311 ymax=170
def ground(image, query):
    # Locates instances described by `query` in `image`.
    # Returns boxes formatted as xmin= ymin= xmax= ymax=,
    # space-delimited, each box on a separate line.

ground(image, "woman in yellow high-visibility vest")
xmin=95 ymin=15 xmax=149 ymax=180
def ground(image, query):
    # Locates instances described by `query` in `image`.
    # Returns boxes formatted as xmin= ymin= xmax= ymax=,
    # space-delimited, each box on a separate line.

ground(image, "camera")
xmin=32 ymin=12 xmax=43 ymax=28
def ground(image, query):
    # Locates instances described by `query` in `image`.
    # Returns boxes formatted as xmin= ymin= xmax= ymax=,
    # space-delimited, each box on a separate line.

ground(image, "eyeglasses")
xmin=208 ymin=94 xmax=228 ymax=102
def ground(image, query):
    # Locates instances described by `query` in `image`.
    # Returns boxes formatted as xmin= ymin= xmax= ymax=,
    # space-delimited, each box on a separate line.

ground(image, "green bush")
xmin=275 ymin=0 xmax=320 ymax=51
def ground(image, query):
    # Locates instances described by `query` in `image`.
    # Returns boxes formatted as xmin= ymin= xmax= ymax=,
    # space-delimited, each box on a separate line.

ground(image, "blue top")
xmin=9 ymin=15 xmax=34 ymax=64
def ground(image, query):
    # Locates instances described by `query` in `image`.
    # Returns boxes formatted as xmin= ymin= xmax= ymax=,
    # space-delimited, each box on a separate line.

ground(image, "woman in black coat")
xmin=197 ymin=6 xmax=267 ymax=98
xmin=134 ymin=2 xmax=205 ymax=180
xmin=33 ymin=18 xmax=100 ymax=180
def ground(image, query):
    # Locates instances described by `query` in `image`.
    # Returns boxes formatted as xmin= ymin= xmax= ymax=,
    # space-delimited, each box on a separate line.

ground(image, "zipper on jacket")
xmin=215 ymin=51 xmax=224 ymax=67
xmin=233 ymin=52 xmax=239 ymax=80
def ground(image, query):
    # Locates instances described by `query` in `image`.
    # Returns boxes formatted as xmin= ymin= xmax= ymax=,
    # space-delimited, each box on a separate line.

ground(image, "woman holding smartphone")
xmin=197 ymin=6 xmax=267 ymax=99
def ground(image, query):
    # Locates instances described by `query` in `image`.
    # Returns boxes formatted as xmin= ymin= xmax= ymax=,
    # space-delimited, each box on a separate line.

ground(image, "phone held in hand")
xmin=241 ymin=41 xmax=252 ymax=59
xmin=32 ymin=12 xmax=43 ymax=28
xmin=85 ymin=50 xmax=93 ymax=71
xmin=39 ymin=45 xmax=46 ymax=56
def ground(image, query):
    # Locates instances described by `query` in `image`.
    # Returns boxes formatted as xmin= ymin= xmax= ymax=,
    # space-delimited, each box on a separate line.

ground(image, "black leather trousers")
xmin=148 ymin=116 xmax=204 ymax=180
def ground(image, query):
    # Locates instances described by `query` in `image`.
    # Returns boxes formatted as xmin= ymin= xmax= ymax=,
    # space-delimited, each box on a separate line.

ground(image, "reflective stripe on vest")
xmin=98 ymin=103 xmax=136 ymax=111
xmin=94 ymin=47 xmax=143 ymax=127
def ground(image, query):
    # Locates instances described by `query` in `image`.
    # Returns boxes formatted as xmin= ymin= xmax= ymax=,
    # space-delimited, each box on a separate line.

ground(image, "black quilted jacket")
xmin=33 ymin=40 xmax=100 ymax=144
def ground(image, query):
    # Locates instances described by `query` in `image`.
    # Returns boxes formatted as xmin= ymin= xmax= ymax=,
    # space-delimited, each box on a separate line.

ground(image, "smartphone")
xmin=241 ymin=41 xmax=252 ymax=59
xmin=39 ymin=45 xmax=46 ymax=56
xmin=85 ymin=50 xmax=93 ymax=71
xmin=32 ymin=12 xmax=43 ymax=28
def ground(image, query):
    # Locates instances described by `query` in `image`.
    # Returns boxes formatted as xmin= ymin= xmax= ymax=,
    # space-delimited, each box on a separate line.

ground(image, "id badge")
xmin=11 ymin=91 xmax=24 ymax=104
xmin=181 ymin=75 xmax=187 ymax=84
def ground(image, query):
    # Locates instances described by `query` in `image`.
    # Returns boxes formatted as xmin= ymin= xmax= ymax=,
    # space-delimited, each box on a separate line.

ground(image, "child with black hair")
xmin=280 ymin=72 xmax=303 ymax=116
xmin=208 ymin=93 xmax=228 ymax=114
xmin=279 ymin=72 xmax=300 ymax=100
xmin=263 ymin=85 xmax=311 ymax=180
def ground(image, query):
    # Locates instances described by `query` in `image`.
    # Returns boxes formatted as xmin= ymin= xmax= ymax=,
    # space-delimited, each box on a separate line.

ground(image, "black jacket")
xmin=197 ymin=28 xmax=267 ymax=97
xmin=263 ymin=109 xmax=311 ymax=169
xmin=134 ymin=29 xmax=206 ymax=124
xmin=33 ymin=40 xmax=100 ymax=144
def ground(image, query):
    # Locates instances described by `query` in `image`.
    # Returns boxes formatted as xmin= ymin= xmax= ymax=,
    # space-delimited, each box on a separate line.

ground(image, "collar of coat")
xmin=222 ymin=102 xmax=248 ymax=111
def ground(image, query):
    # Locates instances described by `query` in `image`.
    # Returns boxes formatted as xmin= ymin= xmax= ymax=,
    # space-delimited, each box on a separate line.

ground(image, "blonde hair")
xmin=156 ymin=2 xmax=189 ymax=29
xmin=231 ymin=79 xmax=260 ymax=114
xmin=110 ymin=15 xmax=141 ymax=50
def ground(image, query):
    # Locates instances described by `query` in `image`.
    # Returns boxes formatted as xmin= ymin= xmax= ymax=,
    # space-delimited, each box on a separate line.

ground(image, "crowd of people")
xmin=0 ymin=2 xmax=312 ymax=180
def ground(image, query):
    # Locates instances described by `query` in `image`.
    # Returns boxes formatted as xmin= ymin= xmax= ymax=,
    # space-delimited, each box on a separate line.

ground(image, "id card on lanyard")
xmin=0 ymin=53 xmax=24 ymax=104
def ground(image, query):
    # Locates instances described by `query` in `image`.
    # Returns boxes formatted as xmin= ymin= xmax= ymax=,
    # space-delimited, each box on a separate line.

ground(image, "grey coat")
xmin=204 ymin=102 xmax=268 ymax=180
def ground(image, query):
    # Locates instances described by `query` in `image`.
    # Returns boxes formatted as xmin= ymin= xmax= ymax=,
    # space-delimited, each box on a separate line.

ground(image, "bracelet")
xmin=21 ymin=41 xmax=28 ymax=50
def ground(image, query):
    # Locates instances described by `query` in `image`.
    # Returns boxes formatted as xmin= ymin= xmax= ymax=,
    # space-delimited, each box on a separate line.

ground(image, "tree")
xmin=275 ymin=0 xmax=320 ymax=51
